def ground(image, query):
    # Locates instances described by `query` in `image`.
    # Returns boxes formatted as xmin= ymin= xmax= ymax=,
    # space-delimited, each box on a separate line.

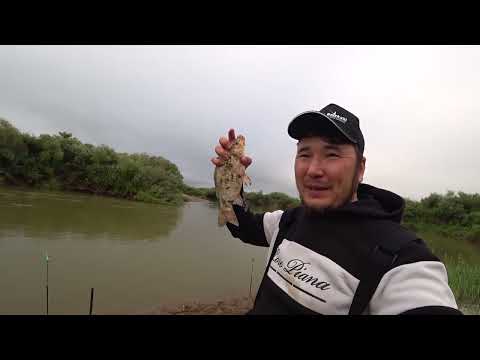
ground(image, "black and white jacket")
xmin=226 ymin=183 xmax=461 ymax=315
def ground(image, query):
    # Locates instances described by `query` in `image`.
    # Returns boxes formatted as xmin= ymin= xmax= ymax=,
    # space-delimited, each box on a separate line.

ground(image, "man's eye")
xmin=327 ymin=153 xmax=339 ymax=158
xmin=297 ymin=153 xmax=310 ymax=158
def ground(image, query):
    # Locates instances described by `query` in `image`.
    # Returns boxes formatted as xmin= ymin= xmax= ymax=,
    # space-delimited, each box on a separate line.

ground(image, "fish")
xmin=213 ymin=135 xmax=251 ymax=226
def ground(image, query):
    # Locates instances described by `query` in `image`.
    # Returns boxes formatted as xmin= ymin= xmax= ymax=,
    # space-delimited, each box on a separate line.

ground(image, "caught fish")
xmin=214 ymin=135 xmax=251 ymax=226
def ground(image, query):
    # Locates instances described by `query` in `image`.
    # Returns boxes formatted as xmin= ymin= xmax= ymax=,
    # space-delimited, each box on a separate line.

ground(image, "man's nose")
xmin=306 ymin=157 xmax=326 ymax=177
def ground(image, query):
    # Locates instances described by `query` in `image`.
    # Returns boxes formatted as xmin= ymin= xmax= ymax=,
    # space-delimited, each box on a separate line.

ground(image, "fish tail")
xmin=218 ymin=208 xmax=239 ymax=227
xmin=218 ymin=210 xmax=227 ymax=226
xmin=225 ymin=208 xmax=239 ymax=226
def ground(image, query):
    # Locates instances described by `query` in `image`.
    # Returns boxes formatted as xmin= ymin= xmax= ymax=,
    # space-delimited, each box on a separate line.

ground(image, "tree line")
xmin=403 ymin=192 xmax=480 ymax=245
xmin=0 ymin=119 xmax=185 ymax=205
xmin=1 ymin=118 xmax=479 ymax=246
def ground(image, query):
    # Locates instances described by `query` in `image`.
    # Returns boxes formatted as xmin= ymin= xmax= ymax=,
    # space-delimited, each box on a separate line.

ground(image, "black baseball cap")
xmin=288 ymin=103 xmax=365 ymax=154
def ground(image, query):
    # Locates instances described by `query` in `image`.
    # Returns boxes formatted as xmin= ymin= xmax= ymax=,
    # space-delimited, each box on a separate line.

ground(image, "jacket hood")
xmin=318 ymin=183 xmax=406 ymax=223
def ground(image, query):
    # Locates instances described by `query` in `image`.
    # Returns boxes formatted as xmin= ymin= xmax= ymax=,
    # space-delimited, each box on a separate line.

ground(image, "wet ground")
xmin=137 ymin=299 xmax=477 ymax=315
xmin=141 ymin=297 xmax=253 ymax=315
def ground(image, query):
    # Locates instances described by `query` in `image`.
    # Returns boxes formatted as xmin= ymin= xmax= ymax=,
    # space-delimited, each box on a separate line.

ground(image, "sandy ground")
xmin=140 ymin=297 xmax=254 ymax=315
xmin=133 ymin=298 xmax=478 ymax=315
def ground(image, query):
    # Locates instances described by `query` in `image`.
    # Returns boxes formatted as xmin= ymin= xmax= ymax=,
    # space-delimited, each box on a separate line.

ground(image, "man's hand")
xmin=211 ymin=128 xmax=252 ymax=168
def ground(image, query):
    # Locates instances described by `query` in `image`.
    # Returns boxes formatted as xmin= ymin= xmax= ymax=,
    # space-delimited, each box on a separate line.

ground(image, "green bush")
xmin=246 ymin=191 xmax=300 ymax=212
xmin=0 ymin=119 xmax=187 ymax=205
xmin=404 ymin=191 xmax=480 ymax=228
xmin=134 ymin=191 xmax=163 ymax=204
xmin=205 ymin=188 xmax=217 ymax=201
xmin=403 ymin=198 xmax=423 ymax=223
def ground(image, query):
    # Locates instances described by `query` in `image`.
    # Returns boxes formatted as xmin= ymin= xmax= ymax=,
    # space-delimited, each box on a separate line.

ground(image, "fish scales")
xmin=214 ymin=135 xmax=251 ymax=226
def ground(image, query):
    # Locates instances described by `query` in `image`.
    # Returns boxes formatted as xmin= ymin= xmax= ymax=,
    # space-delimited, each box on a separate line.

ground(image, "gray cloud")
xmin=1 ymin=45 xmax=479 ymax=200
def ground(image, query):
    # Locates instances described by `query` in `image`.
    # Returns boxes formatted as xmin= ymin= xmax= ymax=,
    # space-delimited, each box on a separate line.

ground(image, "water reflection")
xmin=0 ymin=187 xmax=182 ymax=241
xmin=0 ymin=186 xmax=267 ymax=314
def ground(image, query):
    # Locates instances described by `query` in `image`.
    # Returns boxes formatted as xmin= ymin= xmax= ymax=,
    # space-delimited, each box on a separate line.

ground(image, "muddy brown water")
xmin=0 ymin=186 xmax=267 ymax=314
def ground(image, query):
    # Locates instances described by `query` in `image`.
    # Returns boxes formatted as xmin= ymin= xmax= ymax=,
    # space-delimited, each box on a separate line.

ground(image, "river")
xmin=0 ymin=186 xmax=267 ymax=314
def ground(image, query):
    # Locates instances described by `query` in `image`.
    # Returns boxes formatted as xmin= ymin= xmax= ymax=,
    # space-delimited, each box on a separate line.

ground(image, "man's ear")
xmin=358 ymin=156 xmax=366 ymax=183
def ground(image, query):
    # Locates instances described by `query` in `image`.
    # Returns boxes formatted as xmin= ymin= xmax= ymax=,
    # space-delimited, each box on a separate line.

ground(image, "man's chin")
xmin=301 ymin=198 xmax=332 ymax=211
xmin=301 ymin=195 xmax=354 ymax=212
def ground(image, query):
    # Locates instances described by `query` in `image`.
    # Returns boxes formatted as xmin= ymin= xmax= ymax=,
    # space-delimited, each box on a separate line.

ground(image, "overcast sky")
xmin=1 ymin=45 xmax=479 ymax=200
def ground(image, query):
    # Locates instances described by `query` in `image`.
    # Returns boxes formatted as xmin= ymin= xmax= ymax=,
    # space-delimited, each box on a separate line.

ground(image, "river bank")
xmin=1 ymin=185 xmax=478 ymax=315
xmin=140 ymin=297 xmax=254 ymax=315
xmin=131 ymin=297 xmax=478 ymax=315
xmin=182 ymin=193 xmax=211 ymax=203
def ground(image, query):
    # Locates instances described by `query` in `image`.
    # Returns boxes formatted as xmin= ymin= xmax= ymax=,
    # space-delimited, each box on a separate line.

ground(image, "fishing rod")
xmin=89 ymin=288 xmax=94 ymax=315
xmin=46 ymin=251 xmax=49 ymax=316
xmin=249 ymin=257 xmax=254 ymax=302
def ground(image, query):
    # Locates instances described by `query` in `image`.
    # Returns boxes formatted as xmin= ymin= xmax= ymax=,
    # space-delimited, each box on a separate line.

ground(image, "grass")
xmin=418 ymin=225 xmax=480 ymax=265
xmin=417 ymin=225 xmax=480 ymax=311
xmin=446 ymin=260 xmax=480 ymax=307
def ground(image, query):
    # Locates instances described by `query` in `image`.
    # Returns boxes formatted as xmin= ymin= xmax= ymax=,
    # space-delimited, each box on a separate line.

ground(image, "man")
xmin=211 ymin=103 xmax=461 ymax=315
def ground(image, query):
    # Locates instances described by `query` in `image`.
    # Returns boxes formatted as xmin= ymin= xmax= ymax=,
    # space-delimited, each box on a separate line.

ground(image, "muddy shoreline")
xmin=128 ymin=298 xmax=477 ymax=315
xmin=139 ymin=297 xmax=254 ymax=315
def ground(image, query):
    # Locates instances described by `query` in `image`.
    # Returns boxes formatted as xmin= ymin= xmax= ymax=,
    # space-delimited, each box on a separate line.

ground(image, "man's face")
xmin=294 ymin=136 xmax=366 ymax=210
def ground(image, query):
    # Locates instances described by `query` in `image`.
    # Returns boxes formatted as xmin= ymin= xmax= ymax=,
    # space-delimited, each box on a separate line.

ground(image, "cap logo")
xmin=325 ymin=111 xmax=348 ymax=123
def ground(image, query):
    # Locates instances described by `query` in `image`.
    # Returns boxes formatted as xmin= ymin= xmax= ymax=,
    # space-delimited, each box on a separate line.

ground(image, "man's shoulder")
xmin=361 ymin=218 xmax=439 ymax=265
xmin=278 ymin=206 xmax=301 ymax=224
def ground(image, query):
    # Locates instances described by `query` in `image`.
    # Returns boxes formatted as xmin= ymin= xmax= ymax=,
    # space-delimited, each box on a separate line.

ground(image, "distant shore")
xmin=182 ymin=194 xmax=211 ymax=203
